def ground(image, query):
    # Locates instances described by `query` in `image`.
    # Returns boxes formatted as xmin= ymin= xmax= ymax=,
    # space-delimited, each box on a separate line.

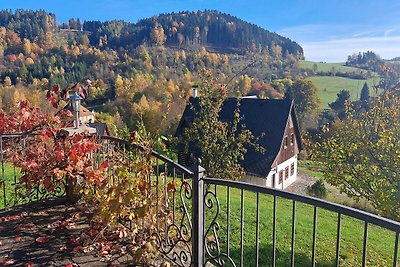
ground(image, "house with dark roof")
xmin=175 ymin=97 xmax=302 ymax=189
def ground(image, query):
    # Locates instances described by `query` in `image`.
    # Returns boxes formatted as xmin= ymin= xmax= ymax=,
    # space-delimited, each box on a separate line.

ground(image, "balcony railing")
xmin=1 ymin=134 xmax=399 ymax=266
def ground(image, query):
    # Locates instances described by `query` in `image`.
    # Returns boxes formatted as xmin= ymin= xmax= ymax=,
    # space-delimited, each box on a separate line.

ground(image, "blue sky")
xmin=2 ymin=0 xmax=400 ymax=62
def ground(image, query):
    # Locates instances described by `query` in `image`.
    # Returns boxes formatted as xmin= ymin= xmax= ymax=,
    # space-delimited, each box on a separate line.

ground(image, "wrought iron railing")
xmin=201 ymin=178 xmax=400 ymax=267
xmin=0 ymin=133 xmax=66 ymax=210
xmin=97 ymin=136 xmax=196 ymax=266
xmin=2 ymin=133 xmax=400 ymax=266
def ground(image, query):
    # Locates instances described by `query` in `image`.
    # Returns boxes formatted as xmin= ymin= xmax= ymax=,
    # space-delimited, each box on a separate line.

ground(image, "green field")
xmin=299 ymin=60 xmax=382 ymax=109
xmin=203 ymin=185 xmax=397 ymax=267
xmin=307 ymin=76 xmax=380 ymax=109
xmin=300 ymin=60 xmax=370 ymax=74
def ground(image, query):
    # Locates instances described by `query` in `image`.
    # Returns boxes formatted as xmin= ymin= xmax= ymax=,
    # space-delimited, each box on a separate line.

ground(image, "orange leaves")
xmin=46 ymin=85 xmax=60 ymax=108
xmin=71 ymin=83 xmax=88 ymax=99
xmin=68 ymin=146 xmax=79 ymax=165
xmin=0 ymin=214 xmax=21 ymax=222
xmin=83 ymin=168 xmax=106 ymax=186
xmin=53 ymin=168 xmax=63 ymax=179
xmin=43 ymin=177 xmax=54 ymax=191
xmin=37 ymin=129 xmax=53 ymax=141
xmin=167 ymin=180 xmax=178 ymax=193
xmin=99 ymin=160 xmax=109 ymax=172
xmin=35 ymin=236 xmax=50 ymax=244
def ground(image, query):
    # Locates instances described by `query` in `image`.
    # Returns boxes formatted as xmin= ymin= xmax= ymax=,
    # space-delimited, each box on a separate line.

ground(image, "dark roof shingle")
xmin=175 ymin=97 xmax=302 ymax=177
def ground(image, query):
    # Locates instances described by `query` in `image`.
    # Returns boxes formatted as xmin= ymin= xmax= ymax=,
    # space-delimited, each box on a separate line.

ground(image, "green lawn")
xmin=307 ymin=76 xmax=380 ymax=109
xmin=201 ymin=185 xmax=397 ymax=267
xmin=0 ymin=162 xmax=23 ymax=209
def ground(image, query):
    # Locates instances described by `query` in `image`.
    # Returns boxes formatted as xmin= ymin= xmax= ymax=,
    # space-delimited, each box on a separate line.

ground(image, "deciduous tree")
xmin=314 ymin=88 xmax=400 ymax=219
xmin=285 ymin=79 xmax=320 ymax=129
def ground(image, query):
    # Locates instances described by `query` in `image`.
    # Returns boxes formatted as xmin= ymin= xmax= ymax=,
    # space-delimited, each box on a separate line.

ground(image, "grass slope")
xmin=307 ymin=76 xmax=380 ymax=109
xmin=300 ymin=61 xmax=370 ymax=74
xmin=299 ymin=60 xmax=381 ymax=109
xmin=202 ymin=185 xmax=397 ymax=267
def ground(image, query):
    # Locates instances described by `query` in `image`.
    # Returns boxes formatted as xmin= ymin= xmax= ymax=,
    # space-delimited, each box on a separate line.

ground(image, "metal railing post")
xmin=192 ymin=159 xmax=205 ymax=266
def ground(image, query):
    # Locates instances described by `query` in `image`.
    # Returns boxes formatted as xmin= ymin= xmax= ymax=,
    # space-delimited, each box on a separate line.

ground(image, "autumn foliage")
xmin=0 ymin=84 xmax=173 ymax=263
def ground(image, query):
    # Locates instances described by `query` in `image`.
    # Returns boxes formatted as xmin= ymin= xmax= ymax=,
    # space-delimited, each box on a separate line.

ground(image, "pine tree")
xmin=360 ymin=82 xmax=370 ymax=102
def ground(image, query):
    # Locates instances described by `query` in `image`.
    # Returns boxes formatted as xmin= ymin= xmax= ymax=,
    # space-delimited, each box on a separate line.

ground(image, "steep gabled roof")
xmin=175 ymin=97 xmax=302 ymax=177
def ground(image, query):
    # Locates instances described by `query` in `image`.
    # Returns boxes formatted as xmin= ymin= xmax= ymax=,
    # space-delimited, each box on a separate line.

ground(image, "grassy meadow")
xmin=299 ymin=61 xmax=370 ymax=74
xmin=203 ymin=185 xmax=397 ymax=267
xmin=307 ymin=76 xmax=380 ymax=109
xmin=299 ymin=60 xmax=381 ymax=109
xmin=297 ymin=161 xmax=376 ymax=213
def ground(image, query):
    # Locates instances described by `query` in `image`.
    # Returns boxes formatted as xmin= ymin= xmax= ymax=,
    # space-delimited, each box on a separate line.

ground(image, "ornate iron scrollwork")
xmin=156 ymin=178 xmax=193 ymax=267
xmin=204 ymin=186 xmax=236 ymax=267
xmin=12 ymin=178 xmax=66 ymax=207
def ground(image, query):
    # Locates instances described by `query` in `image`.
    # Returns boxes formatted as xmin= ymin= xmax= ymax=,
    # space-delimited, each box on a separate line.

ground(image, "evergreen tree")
xmin=360 ymin=82 xmax=370 ymax=102
xmin=329 ymin=89 xmax=350 ymax=120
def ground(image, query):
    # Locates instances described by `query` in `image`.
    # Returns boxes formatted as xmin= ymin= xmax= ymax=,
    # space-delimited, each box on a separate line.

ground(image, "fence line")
xmin=2 ymin=134 xmax=400 ymax=266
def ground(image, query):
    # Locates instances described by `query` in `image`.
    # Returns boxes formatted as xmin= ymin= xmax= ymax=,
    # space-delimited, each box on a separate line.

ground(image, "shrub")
xmin=307 ymin=179 xmax=326 ymax=198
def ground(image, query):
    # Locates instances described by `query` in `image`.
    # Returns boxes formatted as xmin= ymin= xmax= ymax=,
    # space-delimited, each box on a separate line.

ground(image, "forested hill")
xmin=0 ymin=9 xmax=305 ymax=136
xmin=0 ymin=9 xmax=303 ymax=57
xmin=111 ymin=10 xmax=303 ymax=56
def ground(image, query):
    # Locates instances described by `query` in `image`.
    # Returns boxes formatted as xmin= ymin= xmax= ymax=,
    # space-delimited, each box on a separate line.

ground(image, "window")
xmin=284 ymin=136 xmax=288 ymax=148
xmin=279 ymin=171 xmax=283 ymax=184
xmin=285 ymin=167 xmax=289 ymax=180
xmin=290 ymin=133 xmax=294 ymax=146
xmin=290 ymin=163 xmax=295 ymax=176
xmin=272 ymin=174 xmax=276 ymax=188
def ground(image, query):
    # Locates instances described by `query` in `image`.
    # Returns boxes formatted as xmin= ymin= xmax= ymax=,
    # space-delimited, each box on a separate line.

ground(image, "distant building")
xmin=175 ymin=97 xmax=302 ymax=189
xmin=62 ymin=103 xmax=110 ymax=137
xmin=64 ymin=102 xmax=95 ymax=123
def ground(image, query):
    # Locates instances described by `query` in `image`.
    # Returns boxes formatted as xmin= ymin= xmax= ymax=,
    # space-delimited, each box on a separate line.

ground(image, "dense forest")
xmin=0 ymin=9 xmax=307 ymax=136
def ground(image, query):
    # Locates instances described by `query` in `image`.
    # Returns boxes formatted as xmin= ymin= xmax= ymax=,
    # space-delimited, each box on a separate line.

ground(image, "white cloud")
xmin=301 ymin=36 xmax=400 ymax=62
xmin=277 ymin=24 xmax=400 ymax=62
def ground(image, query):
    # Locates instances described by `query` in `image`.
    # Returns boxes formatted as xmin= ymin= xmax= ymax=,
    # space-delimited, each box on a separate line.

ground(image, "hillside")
xmin=307 ymin=76 xmax=380 ymax=108
xmin=300 ymin=61 xmax=370 ymax=74
xmin=133 ymin=11 xmax=303 ymax=56
xmin=0 ymin=9 xmax=306 ymax=136
xmin=299 ymin=60 xmax=381 ymax=108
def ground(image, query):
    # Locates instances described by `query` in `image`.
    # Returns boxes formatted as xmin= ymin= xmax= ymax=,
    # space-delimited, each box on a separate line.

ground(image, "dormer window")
xmin=284 ymin=136 xmax=288 ymax=148
xmin=290 ymin=133 xmax=294 ymax=146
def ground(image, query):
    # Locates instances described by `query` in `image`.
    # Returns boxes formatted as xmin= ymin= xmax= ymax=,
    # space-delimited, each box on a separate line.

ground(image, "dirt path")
xmin=285 ymin=172 xmax=317 ymax=195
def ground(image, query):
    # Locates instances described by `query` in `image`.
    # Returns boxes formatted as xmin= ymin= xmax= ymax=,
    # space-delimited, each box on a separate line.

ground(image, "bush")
xmin=307 ymin=179 xmax=327 ymax=198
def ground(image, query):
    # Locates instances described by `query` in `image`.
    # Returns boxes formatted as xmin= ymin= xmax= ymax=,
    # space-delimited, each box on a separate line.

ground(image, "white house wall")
xmin=268 ymin=155 xmax=297 ymax=189
xmin=244 ymin=155 xmax=298 ymax=189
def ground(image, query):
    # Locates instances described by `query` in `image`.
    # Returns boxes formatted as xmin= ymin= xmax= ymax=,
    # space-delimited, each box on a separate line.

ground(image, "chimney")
xmin=192 ymin=84 xmax=198 ymax=98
